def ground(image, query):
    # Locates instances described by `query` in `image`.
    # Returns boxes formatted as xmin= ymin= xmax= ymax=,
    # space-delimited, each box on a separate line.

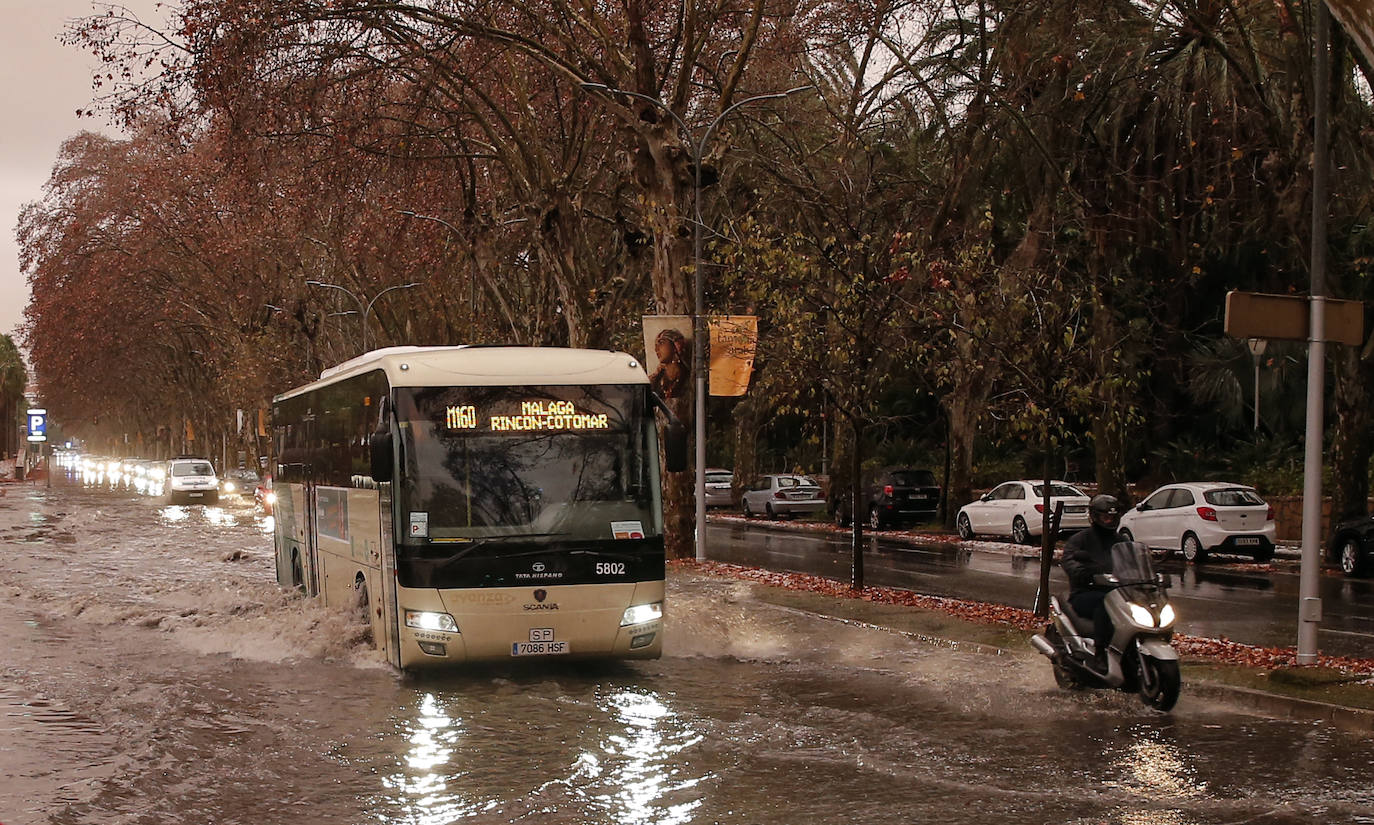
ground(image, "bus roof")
xmin=273 ymin=346 xmax=649 ymax=402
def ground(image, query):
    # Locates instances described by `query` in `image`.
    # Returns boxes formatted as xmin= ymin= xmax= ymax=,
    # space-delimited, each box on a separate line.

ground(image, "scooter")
xmin=1031 ymin=541 xmax=1181 ymax=711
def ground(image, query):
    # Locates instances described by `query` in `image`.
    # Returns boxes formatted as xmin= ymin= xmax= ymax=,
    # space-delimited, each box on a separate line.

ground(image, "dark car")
xmin=221 ymin=468 xmax=260 ymax=501
xmin=833 ymin=467 xmax=941 ymax=529
xmin=1327 ymin=515 xmax=1374 ymax=578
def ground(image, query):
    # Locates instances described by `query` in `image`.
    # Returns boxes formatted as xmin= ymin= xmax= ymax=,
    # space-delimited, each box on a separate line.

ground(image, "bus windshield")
xmin=394 ymin=384 xmax=662 ymax=542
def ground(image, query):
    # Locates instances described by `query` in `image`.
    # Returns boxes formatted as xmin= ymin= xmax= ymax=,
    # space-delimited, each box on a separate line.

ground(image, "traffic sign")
xmin=1224 ymin=291 xmax=1364 ymax=346
xmin=26 ymin=408 xmax=47 ymax=442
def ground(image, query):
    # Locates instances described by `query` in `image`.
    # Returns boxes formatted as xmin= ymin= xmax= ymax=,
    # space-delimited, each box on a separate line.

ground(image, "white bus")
xmin=270 ymin=346 xmax=685 ymax=669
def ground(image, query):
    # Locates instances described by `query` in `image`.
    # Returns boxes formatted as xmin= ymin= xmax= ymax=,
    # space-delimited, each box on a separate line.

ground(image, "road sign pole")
xmin=1297 ymin=2 xmax=1331 ymax=665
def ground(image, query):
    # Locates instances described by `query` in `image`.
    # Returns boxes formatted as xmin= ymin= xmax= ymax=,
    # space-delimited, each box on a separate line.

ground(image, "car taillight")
xmin=1034 ymin=503 xmax=1045 ymax=514
xmin=883 ymin=484 xmax=894 ymax=496
xmin=774 ymin=491 xmax=787 ymax=499
xmin=1197 ymin=506 xmax=1218 ymax=522
xmin=1266 ymin=505 xmax=1275 ymax=521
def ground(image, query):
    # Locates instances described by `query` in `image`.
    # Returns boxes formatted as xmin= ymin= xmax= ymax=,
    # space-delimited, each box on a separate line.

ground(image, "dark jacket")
xmin=1061 ymin=525 xmax=1118 ymax=594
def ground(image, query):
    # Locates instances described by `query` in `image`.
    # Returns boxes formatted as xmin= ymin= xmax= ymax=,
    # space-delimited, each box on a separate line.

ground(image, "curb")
xmin=1187 ymin=681 xmax=1374 ymax=732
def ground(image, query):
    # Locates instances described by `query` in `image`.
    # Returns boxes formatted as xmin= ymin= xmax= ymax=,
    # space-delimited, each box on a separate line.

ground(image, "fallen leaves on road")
xmin=674 ymin=559 xmax=1374 ymax=678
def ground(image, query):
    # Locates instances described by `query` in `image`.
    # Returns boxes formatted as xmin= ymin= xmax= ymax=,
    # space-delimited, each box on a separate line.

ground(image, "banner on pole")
xmin=708 ymin=316 xmax=758 ymax=397
xmin=642 ymin=316 xmax=693 ymax=400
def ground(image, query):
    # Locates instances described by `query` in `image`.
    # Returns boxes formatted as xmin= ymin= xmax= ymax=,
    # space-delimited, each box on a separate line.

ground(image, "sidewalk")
xmin=694 ymin=514 xmax=1374 ymax=732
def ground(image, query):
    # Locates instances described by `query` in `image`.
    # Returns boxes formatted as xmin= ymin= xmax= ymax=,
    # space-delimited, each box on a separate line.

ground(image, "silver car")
xmin=704 ymin=468 xmax=735 ymax=508
xmin=741 ymin=474 xmax=824 ymax=519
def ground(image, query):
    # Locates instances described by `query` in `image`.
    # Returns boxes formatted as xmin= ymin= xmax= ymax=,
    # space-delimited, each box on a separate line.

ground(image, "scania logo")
xmin=532 ymin=562 xmax=546 ymax=573
xmin=534 ymin=589 xmax=547 ymax=602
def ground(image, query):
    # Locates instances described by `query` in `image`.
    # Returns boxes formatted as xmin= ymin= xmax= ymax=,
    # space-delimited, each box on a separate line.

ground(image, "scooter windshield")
xmin=1109 ymin=541 xmax=1156 ymax=583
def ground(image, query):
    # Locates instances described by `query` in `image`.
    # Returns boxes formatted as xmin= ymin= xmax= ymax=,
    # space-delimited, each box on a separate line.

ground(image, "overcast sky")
xmin=0 ymin=0 xmax=168 ymax=344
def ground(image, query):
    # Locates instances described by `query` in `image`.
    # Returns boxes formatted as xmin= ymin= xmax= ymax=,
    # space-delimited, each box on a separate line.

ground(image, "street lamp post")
xmin=305 ymin=280 xmax=421 ymax=354
xmin=580 ymin=82 xmax=813 ymax=562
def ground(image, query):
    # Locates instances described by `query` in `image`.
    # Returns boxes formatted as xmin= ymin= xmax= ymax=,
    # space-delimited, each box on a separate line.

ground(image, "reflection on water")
xmin=597 ymin=689 xmax=701 ymax=825
xmin=379 ymin=683 xmax=704 ymax=825
xmin=1115 ymin=725 xmax=1205 ymax=798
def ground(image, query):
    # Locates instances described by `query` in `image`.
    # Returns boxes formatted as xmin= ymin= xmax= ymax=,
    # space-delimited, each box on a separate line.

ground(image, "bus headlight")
xmin=621 ymin=602 xmax=662 ymax=627
xmin=1128 ymin=603 xmax=1155 ymax=628
xmin=1158 ymin=604 xmax=1176 ymax=627
xmin=405 ymin=611 xmax=459 ymax=633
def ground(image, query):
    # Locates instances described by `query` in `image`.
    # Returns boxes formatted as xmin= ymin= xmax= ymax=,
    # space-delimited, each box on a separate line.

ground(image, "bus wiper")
xmin=431 ymin=533 xmax=570 ymax=568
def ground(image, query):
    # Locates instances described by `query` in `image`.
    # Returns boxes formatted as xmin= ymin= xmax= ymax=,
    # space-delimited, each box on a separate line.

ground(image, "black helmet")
xmin=1089 ymin=494 xmax=1122 ymax=531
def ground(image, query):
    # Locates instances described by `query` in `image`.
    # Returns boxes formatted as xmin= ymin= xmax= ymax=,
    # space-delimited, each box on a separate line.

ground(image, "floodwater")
xmin=1 ymin=478 xmax=1372 ymax=825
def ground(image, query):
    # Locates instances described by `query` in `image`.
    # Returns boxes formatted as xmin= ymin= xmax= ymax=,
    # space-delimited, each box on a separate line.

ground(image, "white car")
xmin=1117 ymin=482 xmax=1275 ymax=563
xmin=703 ymin=468 xmax=735 ymax=508
xmin=956 ymin=480 xmax=1091 ymax=544
xmin=166 ymin=457 xmax=220 ymax=505
xmin=741 ymin=474 xmax=824 ymax=519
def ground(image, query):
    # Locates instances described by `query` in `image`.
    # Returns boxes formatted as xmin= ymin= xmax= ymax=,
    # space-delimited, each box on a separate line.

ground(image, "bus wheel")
xmin=290 ymin=551 xmax=305 ymax=592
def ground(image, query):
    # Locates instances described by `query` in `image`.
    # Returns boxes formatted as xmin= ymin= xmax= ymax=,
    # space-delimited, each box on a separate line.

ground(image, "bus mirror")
xmin=664 ymin=421 xmax=688 ymax=473
xmin=369 ymin=432 xmax=393 ymax=482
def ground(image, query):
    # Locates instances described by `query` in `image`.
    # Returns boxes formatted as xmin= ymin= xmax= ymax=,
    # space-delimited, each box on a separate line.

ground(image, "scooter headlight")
xmin=1158 ymin=603 xmax=1175 ymax=627
xmin=1128 ymin=603 xmax=1156 ymax=628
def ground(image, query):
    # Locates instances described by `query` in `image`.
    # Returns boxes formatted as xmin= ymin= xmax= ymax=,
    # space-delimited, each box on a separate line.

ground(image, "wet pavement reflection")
xmin=0 ymin=480 xmax=1371 ymax=824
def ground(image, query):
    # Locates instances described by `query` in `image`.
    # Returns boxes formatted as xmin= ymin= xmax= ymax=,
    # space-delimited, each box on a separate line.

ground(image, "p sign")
xmin=26 ymin=408 xmax=47 ymax=443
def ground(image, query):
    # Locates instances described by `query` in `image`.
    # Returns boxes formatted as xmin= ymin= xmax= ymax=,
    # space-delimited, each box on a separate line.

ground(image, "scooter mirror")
xmin=1155 ymin=572 xmax=1172 ymax=588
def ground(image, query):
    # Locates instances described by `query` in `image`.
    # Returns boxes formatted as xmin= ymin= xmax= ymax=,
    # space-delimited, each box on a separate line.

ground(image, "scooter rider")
xmin=1060 ymin=494 xmax=1124 ymax=670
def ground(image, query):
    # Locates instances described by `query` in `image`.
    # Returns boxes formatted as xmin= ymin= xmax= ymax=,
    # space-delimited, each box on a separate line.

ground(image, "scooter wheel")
xmin=1053 ymin=662 xmax=1083 ymax=690
xmin=1137 ymin=656 xmax=1181 ymax=712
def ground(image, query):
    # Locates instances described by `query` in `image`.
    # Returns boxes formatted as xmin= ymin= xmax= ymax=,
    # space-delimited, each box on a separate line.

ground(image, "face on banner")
xmin=642 ymin=316 xmax=693 ymax=400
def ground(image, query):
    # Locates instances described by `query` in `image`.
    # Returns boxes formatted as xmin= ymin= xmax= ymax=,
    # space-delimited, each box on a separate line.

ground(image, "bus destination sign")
xmin=445 ymin=400 xmax=610 ymax=432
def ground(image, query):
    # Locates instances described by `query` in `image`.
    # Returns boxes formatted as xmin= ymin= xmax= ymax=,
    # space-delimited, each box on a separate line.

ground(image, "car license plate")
xmin=188 ymin=492 xmax=204 ymax=498
xmin=1235 ymin=537 xmax=1260 ymax=546
xmin=512 ymin=641 xmax=570 ymax=656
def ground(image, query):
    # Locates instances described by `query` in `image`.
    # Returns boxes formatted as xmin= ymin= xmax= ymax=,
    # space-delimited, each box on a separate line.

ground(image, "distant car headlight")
xmin=222 ymin=481 xmax=236 ymax=493
xmin=1158 ymin=604 xmax=1176 ymax=627
xmin=263 ymin=491 xmax=277 ymax=505
xmin=621 ymin=602 xmax=663 ymax=627
xmin=1128 ymin=603 xmax=1155 ymax=627
xmin=405 ymin=610 xmax=458 ymax=632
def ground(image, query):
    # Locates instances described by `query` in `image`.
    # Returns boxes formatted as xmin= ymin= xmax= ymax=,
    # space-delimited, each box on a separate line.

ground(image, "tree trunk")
xmin=850 ymin=418 xmax=865 ymax=590
xmin=1036 ymin=444 xmax=1055 ymax=617
xmin=1330 ymin=344 xmax=1374 ymax=521
xmin=944 ymin=333 xmax=984 ymax=529
xmin=636 ymin=122 xmax=695 ymax=559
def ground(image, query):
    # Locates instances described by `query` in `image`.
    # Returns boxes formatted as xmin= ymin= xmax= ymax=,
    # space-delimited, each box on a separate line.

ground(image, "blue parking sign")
xmin=27 ymin=408 xmax=47 ymax=442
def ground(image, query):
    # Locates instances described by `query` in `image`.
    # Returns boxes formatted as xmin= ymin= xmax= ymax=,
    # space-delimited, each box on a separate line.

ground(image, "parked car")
xmin=1117 ymin=482 xmax=1276 ymax=563
xmin=221 ymin=468 xmax=260 ymax=501
xmin=741 ymin=474 xmax=824 ymax=519
xmin=956 ymin=480 xmax=1091 ymax=544
xmin=255 ymin=473 xmax=276 ymax=515
xmin=833 ymin=467 xmax=941 ymax=529
xmin=1325 ymin=515 xmax=1374 ymax=578
xmin=703 ymin=468 xmax=735 ymax=508
xmin=165 ymin=456 xmax=219 ymax=505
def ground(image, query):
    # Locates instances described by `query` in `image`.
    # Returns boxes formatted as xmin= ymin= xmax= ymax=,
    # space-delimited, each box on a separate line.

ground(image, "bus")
xmin=270 ymin=345 xmax=685 ymax=669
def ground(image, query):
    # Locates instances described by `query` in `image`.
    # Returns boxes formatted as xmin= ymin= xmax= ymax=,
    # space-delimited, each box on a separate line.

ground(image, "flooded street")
xmin=2 ymin=481 xmax=1373 ymax=824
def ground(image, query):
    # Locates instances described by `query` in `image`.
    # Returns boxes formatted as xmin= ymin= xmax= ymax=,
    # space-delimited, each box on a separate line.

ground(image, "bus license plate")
xmin=512 ymin=641 xmax=570 ymax=656
xmin=1235 ymin=537 xmax=1260 ymax=546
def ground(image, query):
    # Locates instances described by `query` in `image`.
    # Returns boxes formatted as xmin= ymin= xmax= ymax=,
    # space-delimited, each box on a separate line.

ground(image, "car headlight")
xmin=621 ymin=602 xmax=663 ymax=627
xmin=405 ymin=611 xmax=459 ymax=632
xmin=1128 ymin=603 xmax=1155 ymax=627
xmin=222 ymin=482 xmax=236 ymax=493
xmin=1158 ymin=603 xmax=1176 ymax=627
xmin=264 ymin=491 xmax=277 ymax=505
